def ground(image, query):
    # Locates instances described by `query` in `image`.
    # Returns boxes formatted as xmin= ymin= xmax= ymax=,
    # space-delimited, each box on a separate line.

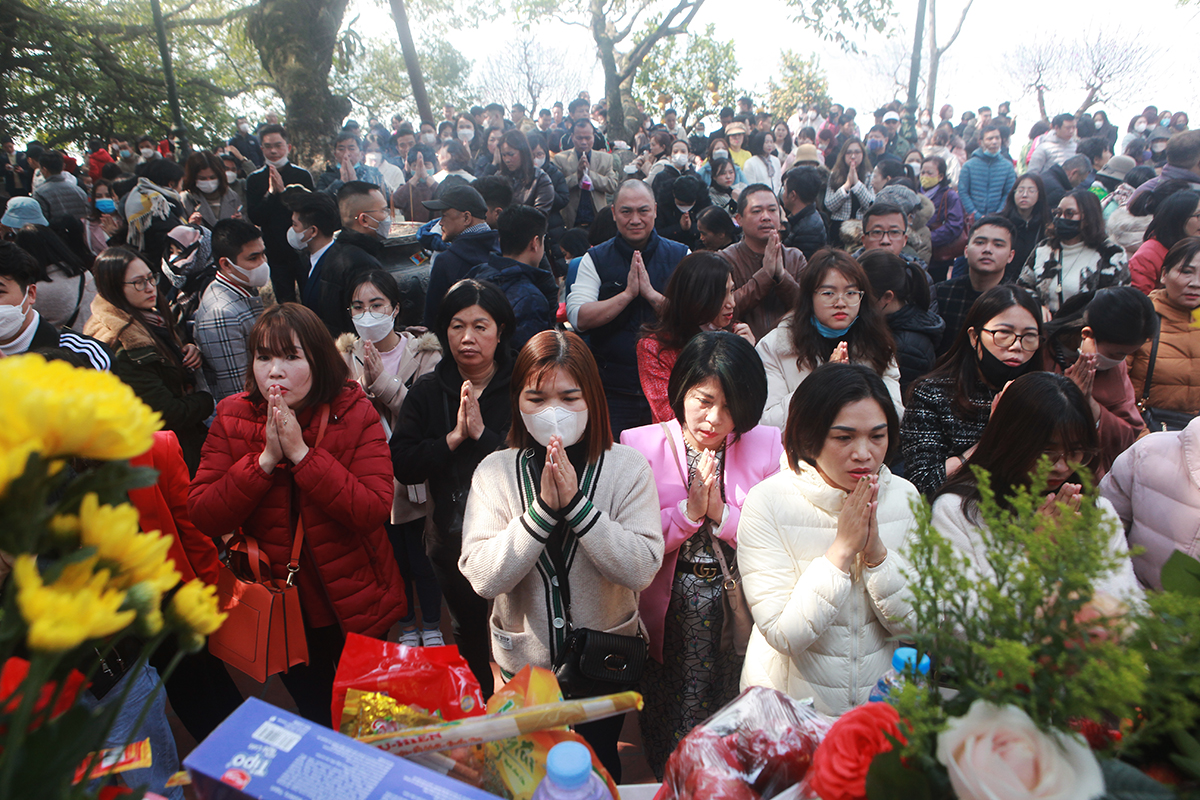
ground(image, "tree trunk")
xmin=925 ymin=49 xmax=940 ymax=115
xmin=247 ymin=0 xmax=352 ymax=171
xmin=388 ymin=0 xmax=433 ymax=127
xmin=1036 ymin=87 xmax=1048 ymax=122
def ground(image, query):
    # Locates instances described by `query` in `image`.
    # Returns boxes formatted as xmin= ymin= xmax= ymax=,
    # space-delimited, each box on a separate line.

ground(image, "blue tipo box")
xmin=184 ymin=697 xmax=503 ymax=800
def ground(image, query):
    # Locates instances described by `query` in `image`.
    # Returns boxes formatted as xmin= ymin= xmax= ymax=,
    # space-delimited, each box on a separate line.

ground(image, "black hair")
xmin=286 ymin=190 xmax=340 ymax=237
xmin=914 ymin=285 xmax=1044 ymax=414
xmin=668 ymin=331 xmax=767 ymax=438
xmin=47 ymin=214 xmax=94 ymax=270
xmin=859 ymin=248 xmax=931 ymax=311
xmin=437 ymin=139 xmax=471 ymax=171
xmin=747 ymin=130 xmax=771 ymax=158
xmin=1129 ymin=178 xmax=1190 ymax=218
xmin=39 ymin=150 xmax=64 ymax=174
xmin=970 ymin=214 xmax=1017 ymax=242
xmin=937 ymin=372 xmax=1098 ymax=515
xmin=1002 ymin=174 xmax=1048 ymax=227
xmin=499 ymin=129 xmax=535 ymax=186
xmin=736 ymin=183 xmax=776 ymax=216
xmin=1076 ymin=137 xmax=1110 ymax=163
xmin=407 ymin=143 xmax=437 ymax=167
xmin=13 ymin=224 xmax=84 ymax=280
xmin=862 ymin=201 xmax=908 ymax=233
xmin=785 ymin=167 xmax=824 ymax=204
xmin=474 ymin=175 xmax=514 ymax=211
xmin=586 ymin=206 xmax=618 ymax=246
xmin=874 ymin=159 xmax=906 ymax=184
xmin=434 ymin=278 xmax=517 ymax=359
xmin=526 ymin=132 xmax=548 ymax=155
xmin=672 ymin=173 xmax=705 ymax=205
xmin=708 ymin=157 xmax=736 ymax=193
xmin=567 ymin=98 xmax=589 ymax=115
xmin=210 ymin=218 xmax=264 ymax=265
xmin=1044 ymin=286 xmax=1156 ymax=358
xmin=1145 ymin=190 xmax=1200 ymax=250
xmin=560 ymin=228 xmax=591 ymax=259
xmin=645 ymin=251 xmax=732 ymax=350
xmin=695 ymin=206 xmax=740 ymax=246
xmin=1050 ymin=189 xmax=1106 ymax=250
xmin=783 ymin=363 xmax=901 ymax=472
xmin=1123 ymin=166 xmax=1156 ymax=190
xmin=142 ymin=158 xmax=184 ymax=188
xmin=258 ymin=124 xmax=288 ymax=141
xmin=0 ymin=240 xmax=44 ymax=290
xmin=1052 ymin=113 xmax=1074 ymax=129
xmin=346 ymin=268 xmax=402 ymax=317
xmin=334 ymin=131 xmax=361 ymax=148
xmin=498 ymin=204 xmax=547 ymax=255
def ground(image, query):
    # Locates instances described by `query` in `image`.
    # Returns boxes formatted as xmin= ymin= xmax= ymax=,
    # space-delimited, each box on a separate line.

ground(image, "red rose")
xmin=808 ymin=703 xmax=907 ymax=800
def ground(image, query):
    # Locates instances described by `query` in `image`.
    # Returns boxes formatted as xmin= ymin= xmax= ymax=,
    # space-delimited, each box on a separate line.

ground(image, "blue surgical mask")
xmin=867 ymin=139 xmax=884 ymax=152
xmin=94 ymin=198 xmax=116 ymax=214
xmin=812 ymin=314 xmax=857 ymax=339
xmin=119 ymin=149 xmax=131 ymax=159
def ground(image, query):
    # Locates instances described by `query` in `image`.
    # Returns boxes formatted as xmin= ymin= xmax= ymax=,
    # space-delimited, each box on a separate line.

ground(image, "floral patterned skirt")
xmin=639 ymin=568 xmax=744 ymax=778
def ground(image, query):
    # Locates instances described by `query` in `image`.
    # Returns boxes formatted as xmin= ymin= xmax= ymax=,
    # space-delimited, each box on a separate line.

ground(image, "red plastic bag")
xmin=654 ymin=687 xmax=833 ymax=800
xmin=331 ymin=633 xmax=485 ymax=725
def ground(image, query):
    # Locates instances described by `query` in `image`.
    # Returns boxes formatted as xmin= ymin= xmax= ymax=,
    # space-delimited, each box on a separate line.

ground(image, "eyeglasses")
xmin=1051 ymin=208 xmax=1080 ymax=219
xmin=864 ymin=228 xmax=906 ymax=241
xmin=124 ymin=276 xmax=155 ymax=293
xmin=1014 ymin=187 xmax=1038 ymax=197
xmin=980 ymin=328 xmax=1041 ymax=351
xmin=350 ymin=302 xmax=393 ymax=313
xmin=1043 ymin=448 xmax=1096 ymax=464
xmin=815 ymin=289 xmax=864 ymax=305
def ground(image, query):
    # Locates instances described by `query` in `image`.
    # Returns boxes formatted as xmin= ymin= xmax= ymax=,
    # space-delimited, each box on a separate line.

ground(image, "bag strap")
xmin=287 ymin=404 xmax=330 ymax=585
xmin=1138 ymin=314 xmax=1163 ymax=412
xmin=64 ymin=272 xmax=86 ymax=329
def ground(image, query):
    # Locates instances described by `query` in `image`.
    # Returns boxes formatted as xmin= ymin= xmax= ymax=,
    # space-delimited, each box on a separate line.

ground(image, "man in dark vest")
xmin=566 ymin=180 xmax=688 ymax=436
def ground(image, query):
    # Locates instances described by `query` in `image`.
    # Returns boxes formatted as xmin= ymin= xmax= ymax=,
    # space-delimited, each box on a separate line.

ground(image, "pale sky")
xmin=352 ymin=0 xmax=1199 ymax=150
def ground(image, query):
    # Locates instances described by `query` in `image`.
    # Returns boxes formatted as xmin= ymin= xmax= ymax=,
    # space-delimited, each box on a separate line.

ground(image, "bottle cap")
xmin=892 ymin=647 xmax=931 ymax=675
xmin=545 ymin=741 xmax=592 ymax=790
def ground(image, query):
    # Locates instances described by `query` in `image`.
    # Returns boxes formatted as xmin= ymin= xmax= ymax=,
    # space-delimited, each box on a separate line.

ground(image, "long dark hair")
xmin=859 ymin=248 xmax=931 ymax=311
xmin=1145 ymin=190 xmax=1200 ymax=250
xmin=1002 ymin=173 xmax=1048 ymax=224
xmin=91 ymin=245 xmax=183 ymax=366
xmin=644 ymin=251 xmax=732 ymax=350
xmin=499 ymin=129 xmax=535 ymax=187
xmin=830 ymin=138 xmax=868 ymax=186
xmin=13 ymin=223 xmax=85 ymax=279
xmin=788 ymin=249 xmax=895 ymax=375
xmin=936 ymin=372 xmax=1098 ymax=515
xmin=708 ymin=157 xmax=735 ymax=194
xmin=1049 ymin=190 xmax=1107 ymax=250
xmin=912 ymin=285 xmax=1044 ymax=415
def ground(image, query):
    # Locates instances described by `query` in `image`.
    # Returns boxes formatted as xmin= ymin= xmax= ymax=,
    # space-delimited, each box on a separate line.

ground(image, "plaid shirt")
xmin=194 ymin=273 xmax=263 ymax=402
xmin=933 ymin=276 xmax=984 ymax=354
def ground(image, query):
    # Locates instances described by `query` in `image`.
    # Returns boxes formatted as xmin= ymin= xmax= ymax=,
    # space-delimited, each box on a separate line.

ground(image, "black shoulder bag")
xmin=1137 ymin=314 xmax=1196 ymax=432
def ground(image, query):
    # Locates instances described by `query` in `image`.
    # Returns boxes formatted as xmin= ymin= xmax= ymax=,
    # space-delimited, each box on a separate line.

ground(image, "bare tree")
xmin=923 ymin=0 xmax=975 ymax=113
xmin=865 ymin=29 xmax=921 ymax=109
xmin=474 ymin=34 xmax=590 ymax=112
xmin=1006 ymin=32 xmax=1153 ymax=122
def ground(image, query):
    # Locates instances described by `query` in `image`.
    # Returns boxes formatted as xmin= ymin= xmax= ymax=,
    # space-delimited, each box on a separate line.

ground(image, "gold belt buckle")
xmin=693 ymin=562 xmax=719 ymax=581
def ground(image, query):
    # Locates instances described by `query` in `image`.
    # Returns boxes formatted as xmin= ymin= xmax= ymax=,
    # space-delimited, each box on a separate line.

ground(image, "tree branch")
xmin=935 ymin=0 xmax=974 ymax=58
xmin=9 ymin=0 xmax=254 ymax=40
xmin=616 ymin=0 xmax=705 ymax=84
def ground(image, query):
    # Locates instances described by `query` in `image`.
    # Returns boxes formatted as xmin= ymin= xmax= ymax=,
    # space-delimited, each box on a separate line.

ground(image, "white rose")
xmin=936 ymin=700 xmax=1104 ymax=800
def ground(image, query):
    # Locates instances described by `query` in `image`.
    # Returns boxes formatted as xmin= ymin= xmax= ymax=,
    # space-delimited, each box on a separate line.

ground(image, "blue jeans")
xmin=78 ymin=663 xmax=184 ymax=800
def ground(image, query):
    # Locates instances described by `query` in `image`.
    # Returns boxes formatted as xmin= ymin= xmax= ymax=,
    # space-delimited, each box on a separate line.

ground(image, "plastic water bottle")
xmin=531 ymin=741 xmax=613 ymax=800
xmin=868 ymin=647 xmax=931 ymax=702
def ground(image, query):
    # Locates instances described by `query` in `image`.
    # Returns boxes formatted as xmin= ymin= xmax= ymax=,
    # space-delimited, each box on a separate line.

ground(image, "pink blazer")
xmin=619 ymin=419 xmax=783 ymax=661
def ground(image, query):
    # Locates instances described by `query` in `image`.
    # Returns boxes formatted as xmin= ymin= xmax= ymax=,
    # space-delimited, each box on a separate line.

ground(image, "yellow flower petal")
xmin=169 ymin=579 xmax=228 ymax=637
xmin=12 ymin=555 xmax=136 ymax=652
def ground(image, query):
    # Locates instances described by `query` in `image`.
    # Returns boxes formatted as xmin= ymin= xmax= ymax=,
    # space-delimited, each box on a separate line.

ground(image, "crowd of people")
xmin=2 ymin=91 xmax=1199 ymax=795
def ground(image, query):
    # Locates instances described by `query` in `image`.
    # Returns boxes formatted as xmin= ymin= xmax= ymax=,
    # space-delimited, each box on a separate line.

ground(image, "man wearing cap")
xmin=421 ymin=184 xmax=500 ymax=328
xmin=566 ymin=180 xmax=687 ymax=436
xmin=882 ymin=111 xmax=910 ymax=158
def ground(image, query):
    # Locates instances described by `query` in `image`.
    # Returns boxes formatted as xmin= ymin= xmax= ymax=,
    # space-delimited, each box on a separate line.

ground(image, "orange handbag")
xmin=208 ymin=406 xmax=328 ymax=682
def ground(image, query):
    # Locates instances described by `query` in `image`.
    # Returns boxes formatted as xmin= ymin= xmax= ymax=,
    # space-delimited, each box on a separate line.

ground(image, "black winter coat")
xmin=887 ymin=303 xmax=945 ymax=392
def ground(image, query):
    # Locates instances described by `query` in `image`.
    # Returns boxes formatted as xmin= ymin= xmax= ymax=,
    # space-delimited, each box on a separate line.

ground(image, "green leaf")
xmin=1160 ymin=551 xmax=1200 ymax=598
xmin=865 ymin=743 xmax=933 ymax=800
xmin=1098 ymin=758 xmax=1176 ymax=800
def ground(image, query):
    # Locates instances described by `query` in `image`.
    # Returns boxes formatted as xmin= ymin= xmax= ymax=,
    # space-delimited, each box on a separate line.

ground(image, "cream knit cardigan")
xmin=459 ymin=444 xmax=664 ymax=676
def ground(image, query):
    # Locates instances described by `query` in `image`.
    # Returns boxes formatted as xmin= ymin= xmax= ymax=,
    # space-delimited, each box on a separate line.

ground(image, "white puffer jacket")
xmin=1100 ymin=417 xmax=1200 ymax=590
xmin=931 ymin=493 xmax=1143 ymax=602
xmin=738 ymin=460 xmax=919 ymax=716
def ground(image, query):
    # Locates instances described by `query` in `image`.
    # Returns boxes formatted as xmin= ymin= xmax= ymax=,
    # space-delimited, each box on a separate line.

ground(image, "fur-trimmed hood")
xmin=335 ymin=328 xmax=441 ymax=358
xmin=83 ymin=294 xmax=157 ymax=351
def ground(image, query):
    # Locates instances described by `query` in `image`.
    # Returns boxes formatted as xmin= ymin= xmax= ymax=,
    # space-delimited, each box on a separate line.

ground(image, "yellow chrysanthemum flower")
xmin=169 ymin=580 xmax=228 ymax=638
xmin=0 ymin=354 xmax=161 ymax=462
xmin=13 ymin=555 xmax=136 ymax=652
xmin=67 ymin=494 xmax=181 ymax=594
xmin=0 ymin=440 xmax=38 ymax=500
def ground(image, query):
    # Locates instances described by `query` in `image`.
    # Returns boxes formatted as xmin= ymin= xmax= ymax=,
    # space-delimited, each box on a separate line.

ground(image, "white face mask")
xmin=521 ymin=405 xmax=589 ymax=448
xmin=286 ymin=226 xmax=312 ymax=250
xmin=225 ymin=170 xmax=238 ymax=183
xmin=226 ymin=259 xmax=270 ymax=288
xmin=1134 ymin=122 xmax=1148 ymax=133
xmin=672 ymin=152 xmax=689 ymax=168
xmin=139 ymin=147 xmax=155 ymax=159
xmin=1093 ymin=352 xmax=1125 ymax=371
xmin=196 ymin=179 xmax=220 ymax=194
xmin=713 ymin=149 xmax=729 ymax=161
xmin=420 ymin=133 xmax=437 ymax=146
xmin=676 ymin=203 xmax=694 ymax=214
xmin=365 ymin=154 xmax=382 ymax=167
xmin=458 ymin=128 xmax=474 ymax=142
xmin=533 ymin=156 xmax=546 ymax=168
xmin=352 ymin=310 xmax=396 ymax=343
xmin=0 ymin=289 xmax=30 ymax=340
xmin=238 ymin=122 xmax=251 ymax=134
xmin=266 ymin=155 xmax=289 ymax=169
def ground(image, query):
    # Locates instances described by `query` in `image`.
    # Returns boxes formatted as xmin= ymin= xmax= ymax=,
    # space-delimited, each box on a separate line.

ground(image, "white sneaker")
xmin=421 ymin=627 xmax=445 ymax=647
xmin=398 ymin=627 xmax=422 ymax=647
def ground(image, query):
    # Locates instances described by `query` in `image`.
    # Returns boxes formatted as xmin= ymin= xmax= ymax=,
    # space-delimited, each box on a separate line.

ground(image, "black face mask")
xmin=1053 ymin=218 xmax=1081 ymax=241
xmin=975 ymin=340 xmax=1036 ymax=389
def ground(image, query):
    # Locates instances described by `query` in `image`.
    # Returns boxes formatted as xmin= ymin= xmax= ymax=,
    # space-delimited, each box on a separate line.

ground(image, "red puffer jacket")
xmin=188 ymin=381 xmax=405 ymax=637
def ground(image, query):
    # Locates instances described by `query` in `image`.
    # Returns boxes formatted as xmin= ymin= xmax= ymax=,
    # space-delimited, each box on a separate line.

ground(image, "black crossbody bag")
xmin=1138 ymin=314 xmax=1196 ymax=433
